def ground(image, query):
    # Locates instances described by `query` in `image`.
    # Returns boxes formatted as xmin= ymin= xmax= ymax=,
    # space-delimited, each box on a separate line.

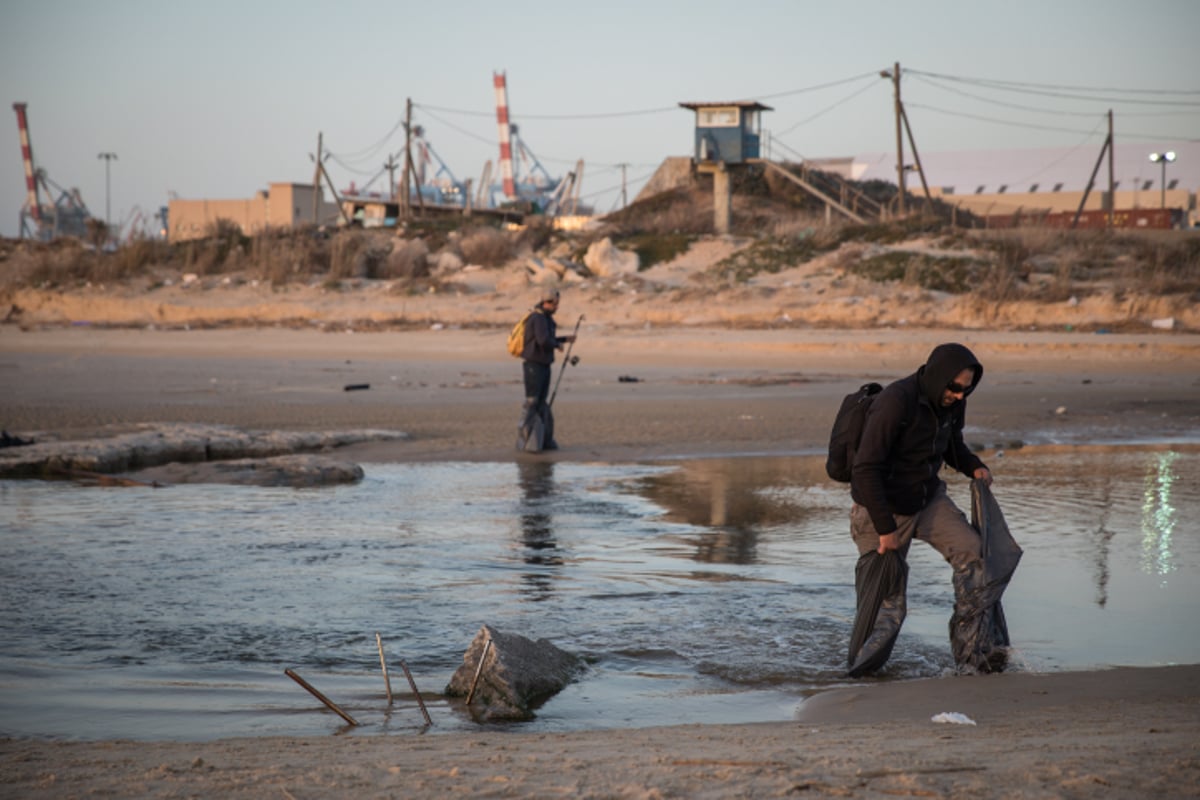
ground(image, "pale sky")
xmin=2 ymin=0 xmax=1197 ymax=238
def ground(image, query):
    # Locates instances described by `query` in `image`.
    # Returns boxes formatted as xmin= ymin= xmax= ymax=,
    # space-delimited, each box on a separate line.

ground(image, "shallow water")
xmin=1 ymin=445 xmax=1197 ymax=741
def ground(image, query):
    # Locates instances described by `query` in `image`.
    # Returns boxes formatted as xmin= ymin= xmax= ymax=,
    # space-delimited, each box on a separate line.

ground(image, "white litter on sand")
xmin=931 ymin=712 xmax=977 ymax=725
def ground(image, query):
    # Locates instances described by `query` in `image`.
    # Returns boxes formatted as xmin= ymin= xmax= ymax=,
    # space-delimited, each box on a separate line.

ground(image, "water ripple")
xmin=1 ymin=447 xmax=1197 ymax=740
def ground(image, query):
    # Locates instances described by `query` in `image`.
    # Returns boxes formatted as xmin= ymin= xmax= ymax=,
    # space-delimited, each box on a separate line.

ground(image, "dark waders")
xmin=518 ymin=361 xmax=554 ymax=453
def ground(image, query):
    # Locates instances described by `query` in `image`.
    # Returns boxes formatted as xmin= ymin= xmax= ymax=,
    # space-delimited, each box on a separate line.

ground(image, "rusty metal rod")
xmin=400 ymin=658 xmax=433 ymax=727
xmin=464 ymin=638 xmax=492 ymax=705
xmin=375 ymin=632 xmax=393 ymax=706
xmin=284 ymin=668 xmax=359 ymax=726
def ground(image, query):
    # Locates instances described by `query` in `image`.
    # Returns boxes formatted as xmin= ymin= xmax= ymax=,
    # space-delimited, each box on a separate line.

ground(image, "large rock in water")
xmin=445 ymin=625 xmax=583 ymax=721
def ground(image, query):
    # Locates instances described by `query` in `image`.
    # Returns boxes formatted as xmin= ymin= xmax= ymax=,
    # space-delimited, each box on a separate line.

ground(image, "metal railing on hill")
xmin=750 ymin=159 xmax=886 ymax=224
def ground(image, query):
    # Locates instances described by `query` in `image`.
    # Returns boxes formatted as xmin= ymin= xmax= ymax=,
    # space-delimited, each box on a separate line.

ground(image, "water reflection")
xmin=635 ymin=457 xmax=831 ymax=565
xmin=515 ymin=459 xmax=563 ymax=601
xmin=1141 ymin=451 xmax=1180 ymax=582
xmin=1 ymin=447 xmax=1198 ymax=741
xmin=1091 ymin=469 xmax=1116 ymax=608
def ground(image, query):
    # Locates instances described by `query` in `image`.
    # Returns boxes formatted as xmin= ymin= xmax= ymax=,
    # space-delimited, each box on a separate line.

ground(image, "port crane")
xmin=412 ymin=126 xmax=467 ymax=206
xmin=12 ymin=102 xmax=92 ymax=240
xmin=489 ymin=71 xmax=583 ymax=214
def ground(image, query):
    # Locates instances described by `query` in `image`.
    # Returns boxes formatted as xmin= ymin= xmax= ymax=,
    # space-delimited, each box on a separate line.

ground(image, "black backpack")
xmin=825 ymin=382 xmax=883 ymax=482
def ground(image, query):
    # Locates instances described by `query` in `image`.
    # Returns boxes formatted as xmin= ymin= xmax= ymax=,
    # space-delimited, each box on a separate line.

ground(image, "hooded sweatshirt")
xmin=850 ymin=343 xmax=987 ymax=536
xmin=521 ymin=305 xmax=560 ymax=365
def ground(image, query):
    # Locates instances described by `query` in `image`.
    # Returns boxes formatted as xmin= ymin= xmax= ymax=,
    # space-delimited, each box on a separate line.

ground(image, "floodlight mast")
xmin=1148 ymin=151 xmax=1177 ymax=210
xmin=98 ymin=152 xmax=117 ymax=230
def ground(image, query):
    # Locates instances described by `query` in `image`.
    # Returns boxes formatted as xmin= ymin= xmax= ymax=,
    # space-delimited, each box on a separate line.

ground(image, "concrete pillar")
xmin=713 ymin=163 xmax=731 ymax=235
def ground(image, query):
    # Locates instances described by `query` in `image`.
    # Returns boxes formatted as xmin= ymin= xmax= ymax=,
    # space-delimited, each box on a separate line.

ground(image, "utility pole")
xmin=97 ymin=151 xmax=117 ymax=230
xmin=401 ymin=98 xmax=413 ymax=220
xmin=312 ymin=132 xmax=322 ymax=224
xmin=886 ymin=62 xmax=905 ymax=216
xmin=309 ymin=130 xmax=349 ymax=226
xmin=385 ymin=153 xmax=399 ymax=201
xmin=899 ymin=106 xmax=931 ymax=207
xmin=617 ymin=163 xmax=629 ymax=209
xmin=1106 ymin=110 xmax=1114 ymax=228
xmin=1071 ymin=127 xmax=1113 ymax=230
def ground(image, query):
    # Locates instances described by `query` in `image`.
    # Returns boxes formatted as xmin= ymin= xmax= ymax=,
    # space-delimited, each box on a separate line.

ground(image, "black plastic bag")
xmin=949 ymin=479 xmax=1023 ymax=673
xmin=847 ymin=549 xmax=909 ymax=677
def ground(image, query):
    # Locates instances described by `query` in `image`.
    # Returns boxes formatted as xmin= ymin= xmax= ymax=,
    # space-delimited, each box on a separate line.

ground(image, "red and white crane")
xmin=12 ymin=103 xmax=42 ymax=231
xmin=489 ymin=71 xmax=580 ymax=213
xmin=11 ymin=102 xmax=92 ymax=240
xmin=493 ymin=71 xmax=517 ymax=201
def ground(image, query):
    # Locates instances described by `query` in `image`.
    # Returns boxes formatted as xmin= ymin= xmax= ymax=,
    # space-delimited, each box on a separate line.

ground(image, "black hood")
xmin=917 ymin=343 xmax=983 ymax=406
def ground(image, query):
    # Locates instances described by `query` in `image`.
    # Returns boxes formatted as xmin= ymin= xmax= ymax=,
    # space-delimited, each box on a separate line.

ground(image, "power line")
xmin=906 ymin=69 xmax=1200 ymax=107
xmin=327 ymin=116 xmax=407 ymax=163
xmin=753 ymin=71 xmax=884 ymax=101
xmin=414 ymin=105 xmax=496 ymax=148
xmin=909 ymin=74 xmax=1108 ymax=117
xmin=577 ymin=166 xmax=658 ymax=203
xmin=907 ymin=102 xmax=1118 ymax=136
xmin=774 ymin=77 xmax=883 ymax=137
xmin=325 ymin=153 xmax=385 ymax=177
xmin=769 ymin=138 xmax=809 ymax=163
xmin=905 ymin=101 xmax=1194 ymax=141
xmin=1009 ymin=117 xmax=1107 ymax=187
xmin=907 ymin=68 xmax=1200 ymax=95
xmin=417 ymin=101 xmax=677 ymax=120
xmin=415 ymin=72 xmax=884 ymax=122
xmin=418 ymin=104 xmax=659 ymax=171
xmin=917 ymin=72 xmax=1200 ymax=117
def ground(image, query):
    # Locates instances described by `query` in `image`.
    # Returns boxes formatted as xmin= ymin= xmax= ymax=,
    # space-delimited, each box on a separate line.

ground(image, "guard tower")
xmin=679 ymin=101 xmax=771 ymax=165
xmin=679 ymin=101 xmax=772 ymax=233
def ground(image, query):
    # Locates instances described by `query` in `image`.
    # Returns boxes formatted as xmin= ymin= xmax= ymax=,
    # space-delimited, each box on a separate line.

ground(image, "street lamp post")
xmin=1148 ymin=151 xmax=1176 ymax=210
xmin=97 ymin=151 xmax=117 ymax=231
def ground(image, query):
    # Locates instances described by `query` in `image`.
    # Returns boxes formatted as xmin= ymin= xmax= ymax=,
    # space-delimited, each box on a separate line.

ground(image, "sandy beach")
xmin=2 ymin=323 xmax=1199 ymax=798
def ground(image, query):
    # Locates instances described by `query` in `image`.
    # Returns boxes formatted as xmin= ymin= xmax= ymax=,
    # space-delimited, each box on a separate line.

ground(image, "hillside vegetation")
xmin=2 ymin=175 xmax=1198 ymax=333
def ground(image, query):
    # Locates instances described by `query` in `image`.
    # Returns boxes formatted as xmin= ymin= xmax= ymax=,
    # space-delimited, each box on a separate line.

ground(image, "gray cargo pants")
xmin=850 ymin=483 xmax=987 ymax=663
xmin=850 ymin=482 xmax=982 ymax=569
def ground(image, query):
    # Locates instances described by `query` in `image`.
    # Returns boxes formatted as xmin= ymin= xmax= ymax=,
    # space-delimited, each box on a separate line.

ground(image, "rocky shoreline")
xmin=0 ymin=422 xmax=408 ymax=486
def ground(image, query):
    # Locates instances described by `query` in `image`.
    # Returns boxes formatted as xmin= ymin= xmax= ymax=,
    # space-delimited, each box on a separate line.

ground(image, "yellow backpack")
xmin=507 ymin=311 xmax=533 ymax=358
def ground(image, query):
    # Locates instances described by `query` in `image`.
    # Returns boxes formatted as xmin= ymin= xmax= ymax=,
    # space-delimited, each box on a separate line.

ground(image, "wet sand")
xmin=2 ymin=325 xmax=1199 ymax=798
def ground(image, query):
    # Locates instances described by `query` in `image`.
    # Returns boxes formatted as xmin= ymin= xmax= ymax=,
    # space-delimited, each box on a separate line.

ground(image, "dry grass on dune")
xmin=1 ymin=175 xmax=1197 ymax=333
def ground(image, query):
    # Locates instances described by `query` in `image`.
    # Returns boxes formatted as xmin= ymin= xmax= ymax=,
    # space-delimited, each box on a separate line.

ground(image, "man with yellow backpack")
xmin=511 ymin=287 xmax=577 ymax=453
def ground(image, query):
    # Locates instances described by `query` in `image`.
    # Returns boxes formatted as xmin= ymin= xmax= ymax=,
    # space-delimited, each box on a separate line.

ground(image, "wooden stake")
xmin=285 ymin=668 xmax=359 ymax=726
xmin=400 ymin=659 xmax=433 ymax=727
xmin=375 ymin=633 xmax=393 ymax=706
xmin=465 ymin=638 xmax=492 ymax=706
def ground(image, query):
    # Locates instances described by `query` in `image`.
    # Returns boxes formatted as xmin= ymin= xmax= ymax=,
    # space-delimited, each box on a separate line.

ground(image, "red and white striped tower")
xmin=12 ymin=103 xmax=41 ymax=223
xmin=493 ymin=71 xmax=516 ymax=200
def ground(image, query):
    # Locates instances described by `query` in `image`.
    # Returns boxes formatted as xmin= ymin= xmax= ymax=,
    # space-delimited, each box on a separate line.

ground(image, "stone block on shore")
xmin=446 ymin=624 xmax=584 ymax=721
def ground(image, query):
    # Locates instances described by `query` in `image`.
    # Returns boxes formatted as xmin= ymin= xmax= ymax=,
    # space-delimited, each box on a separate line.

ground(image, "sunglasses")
xmin=946 ymin=380 xmax=970 ymax=394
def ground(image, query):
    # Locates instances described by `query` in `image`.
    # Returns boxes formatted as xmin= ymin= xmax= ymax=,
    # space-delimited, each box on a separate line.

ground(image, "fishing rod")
xmin=548 ymin=314 xmax=583 ymax=408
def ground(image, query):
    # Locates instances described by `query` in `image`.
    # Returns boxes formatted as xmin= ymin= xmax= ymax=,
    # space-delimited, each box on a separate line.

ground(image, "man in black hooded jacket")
xmin=850 ymin=342 xmax=995 ymax=669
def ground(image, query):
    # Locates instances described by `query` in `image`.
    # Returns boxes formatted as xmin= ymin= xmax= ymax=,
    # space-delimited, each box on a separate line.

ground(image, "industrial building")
xmin=166 ymin=183 xmax=339 ymax=243
xmin=815 ymin=140 xmax=1199 ymax=229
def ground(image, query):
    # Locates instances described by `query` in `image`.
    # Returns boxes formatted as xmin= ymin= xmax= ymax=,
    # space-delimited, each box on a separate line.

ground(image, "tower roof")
xmin=679 ymin=101 xmax=773 ymax=112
